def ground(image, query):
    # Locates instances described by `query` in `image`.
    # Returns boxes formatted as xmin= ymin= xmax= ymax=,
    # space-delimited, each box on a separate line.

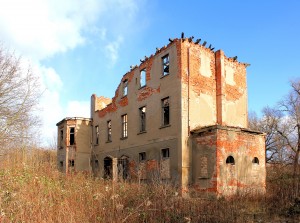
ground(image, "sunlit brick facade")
xmin=57 ymin=37 xmax=266 ymax=197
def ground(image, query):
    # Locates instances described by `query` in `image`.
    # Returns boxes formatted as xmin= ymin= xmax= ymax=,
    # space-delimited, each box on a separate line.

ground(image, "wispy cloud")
xmin=105 ymin=36 xmax=123 ymax=67
xmin=0 ymin=0 xmax=144 ymax=146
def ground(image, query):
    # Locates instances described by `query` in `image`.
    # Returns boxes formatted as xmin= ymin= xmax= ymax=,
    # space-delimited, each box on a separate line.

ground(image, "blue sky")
xmin=0 ymin=0 xmax=299 ymax=145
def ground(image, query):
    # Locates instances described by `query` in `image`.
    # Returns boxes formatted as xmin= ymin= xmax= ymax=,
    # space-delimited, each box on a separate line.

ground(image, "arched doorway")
xmin=104 ymin=156 xmax=113 ymax=179
xmin=118 ymin=156 xmax=129 ymax=180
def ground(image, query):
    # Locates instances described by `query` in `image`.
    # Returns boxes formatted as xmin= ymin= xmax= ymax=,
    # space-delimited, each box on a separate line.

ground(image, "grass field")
xmin=0 ymin=149 xmax=299 ymax=222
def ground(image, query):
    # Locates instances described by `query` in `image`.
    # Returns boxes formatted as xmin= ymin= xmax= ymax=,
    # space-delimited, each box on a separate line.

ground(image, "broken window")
xmin=95 ymin=125 xmax=99 ymax=145
xmin=161 ymin=97 xmax=170 ymax=126
xmin=69 ymin=127 xmax=75 ymax=145
xmin=107 ymin=120 xmax=112 ymax=142
xmin=140 ymin=69 xmax=146 ymax=87
xmin=139 ymin=106 xmax=146 ymax=132
xmin=118 ymin=156 xmax=129 ymax=180
xmin=226 ymin=156 xmax=235 ymax=165
xmin=121 ymin=114 xmax=128 ymax=138
xmin=162 ymin=54 xmax=169 ymax=76
xmin=95 ymin=160 xmax=99 ymax=168
xmin=69 ymin=159 xmax=75 ymax=167
xmin=60 ymin=129 xmax=63 ymax=141
xmin=139 ymin=152 xmax=146 ymax=162
xmin=162 ymin=148 xmax=170 ymax=159
xmin=252 ymin=157 xmax=259 ymax=164
xmin=123 ymin=79 xmax=128 ymax=96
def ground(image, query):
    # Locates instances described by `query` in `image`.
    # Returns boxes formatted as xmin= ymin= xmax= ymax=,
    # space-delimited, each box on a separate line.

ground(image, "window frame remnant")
xmin=107 ymin=120 xmax=112 ymax=142
xmin=69 ymin=127 xmax=75 ymax=145
xmin=162 ymin=54 xmax=170 ymax=76
xmin=95 ymin=125 xmax=99 ymax=145
xmin=161 ymin=97 xmax=170 ymax=126
xmin=118 ymin=156 xmax=129 ymax=180
xmin=226 ymin=156 xmax=235 ymax=165
xmin=69 ymin=159 xmax=75 ymax=167
xmin=139 ymin=152 xmax=146 ymax=162
xmin=123 ymin=79 xmax=128 ymax=97
xmin=161 ymin=148 xmax=170 ymax=159
xmin=121 ymin=114 xmax=128 ymax=138
xmin=139 ymin=106 xmax=146 ymax=132
xmin=252 ymin=157 xmax=259 ymax=164
xmin=140 ymin=69 xmax=146 ymax=88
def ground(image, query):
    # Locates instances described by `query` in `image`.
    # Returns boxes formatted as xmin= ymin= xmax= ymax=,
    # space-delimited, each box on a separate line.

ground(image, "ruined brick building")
xmin=57 ymin=35 xmax=266 ymax=196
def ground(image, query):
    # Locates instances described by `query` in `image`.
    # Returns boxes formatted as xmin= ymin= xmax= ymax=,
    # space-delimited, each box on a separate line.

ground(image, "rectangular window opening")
xmin=123 ymin=79 xmax=128 ymax=96
xmin=139 ymin=106 xmax=146 ymax=132
xmin=139 ymin=152 xmax=146 ymax=162
xmin=69 ymin=127 xmax=75 ymax=145
xmin=107 ymin=120 xmax=112 ymax=142
xmin=162 ymin=97 xmax=170 ymax=126
xmin=121 ymin=114 xmax=128 ymax=138
xmin=162 ymin=148 xmax=170 ymax=159
xmin=162 ymin=54 xmax=169 ymax=76
xmin=59 ymin=161 xmax=63 ymax=167
xmin=140 ymin=69 xmax=146 ymax=87
xmin=95 ymin=160 xmax=99 ymax=168
xmin=69 ymin=159 xmax=75 ymax=167
xmin=95 ymin=125 xmax=99 ymax=145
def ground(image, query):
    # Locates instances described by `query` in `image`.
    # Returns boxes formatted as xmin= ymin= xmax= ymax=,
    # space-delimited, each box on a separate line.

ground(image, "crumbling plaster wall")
xmin=216 ymin=128 xmax=266 ymax=196
xmin=56 ymin=119 xmax=92 ymax=173
xmin=92 ymin=42 xmax=182 ymax=181
xmin=191 ymin=126 xmax=266 ymax=197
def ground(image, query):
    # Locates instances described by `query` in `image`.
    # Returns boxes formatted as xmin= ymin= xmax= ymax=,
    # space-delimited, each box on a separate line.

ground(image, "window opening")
xmin=162 ymin=148 xmax=170 ymax=159
xmin=69 ymin=159 xmax=75 ymax=167
xmin=69 ymin=127 xmax=75 ymax=145
xmin=95 ymin=160 xmax=99 ymax=168
xmin=162 ymin=97 xmax=170 ymax=126
xmin=139 ymin=106 xmax=146 ymax=132
xmin=121 ymin=114 xmax=128 ymax=138
xmin=162 ymin=54 xmax=169 ymax=76
xmin=140 ymin=69 xmax=146 ymax=87
xmin=123 ymin=79 xmax=128 ymax=96
xmin=252 ymin=157 xmax=259 ymax=164
xmin=118 ymin=156 xmax=129 ymax=180
xmin=60 ymin=129 xmax=63 ymax=141
xmin=104 ymin=157 xmax=112 ymax=179
xmin=95 ymin=125 xmax=99 ymax=144
xmin=59 ymin=161 xmax=63 ymax=167
xmin=107 ymin=120 xmax=112 ymax=142
xmin=139 ymin=152 xmax=146 ymax=162
xmin=226 ymin=156 xmax=235 ymax=165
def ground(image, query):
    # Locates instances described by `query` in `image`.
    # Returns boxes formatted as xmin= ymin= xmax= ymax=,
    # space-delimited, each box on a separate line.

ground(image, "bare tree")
xmin=0 ymin=46 xmax=41 ymax=152
xmin=277 ymin=79 xmax=300 ymax=178
xmin=249 ymin=80 xmax=300 ymax=177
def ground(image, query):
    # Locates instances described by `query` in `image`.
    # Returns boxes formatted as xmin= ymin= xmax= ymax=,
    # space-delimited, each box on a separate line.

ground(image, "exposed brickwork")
xmin=224 ymin=58 xmax=247 ymax=101
xmin=137 ymin=86 xmax=160 ymax=101
xmin=118 ymin=96 xmax=128 ymax=107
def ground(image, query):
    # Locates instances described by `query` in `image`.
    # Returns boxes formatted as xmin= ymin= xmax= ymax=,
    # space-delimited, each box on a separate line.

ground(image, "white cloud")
xmin=0 ymin=0 xmax=143 ymax=147
xmin=66 ymin=101 xmax=90 ymax=118
xmin=105 ymin=36 xmax=123 ymax=67
xmin=0 ymin=0 xmax=105 ymax=60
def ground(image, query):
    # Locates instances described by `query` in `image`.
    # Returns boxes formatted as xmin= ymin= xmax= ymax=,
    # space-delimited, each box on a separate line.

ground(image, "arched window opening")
xmin=118 ymin=156 xmax=129 ymax=180
xmin=226 ymin=156 xmax=235 ymax=165
xmin=252 ymin=157 xmax=259 ymax=164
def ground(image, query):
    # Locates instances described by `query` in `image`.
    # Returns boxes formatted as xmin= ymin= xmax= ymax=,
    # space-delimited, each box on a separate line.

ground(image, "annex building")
xmin=57 ymin=35 xmax=266 ymax=197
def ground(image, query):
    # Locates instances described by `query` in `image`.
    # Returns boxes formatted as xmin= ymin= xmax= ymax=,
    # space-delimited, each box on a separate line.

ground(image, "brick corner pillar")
xmin=215 ymin=50 xmax=225 ymax=126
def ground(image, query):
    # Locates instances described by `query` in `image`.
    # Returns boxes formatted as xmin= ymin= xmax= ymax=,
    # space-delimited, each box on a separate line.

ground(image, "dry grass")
xmin=0 ymin=149 xmax=299 ymax=222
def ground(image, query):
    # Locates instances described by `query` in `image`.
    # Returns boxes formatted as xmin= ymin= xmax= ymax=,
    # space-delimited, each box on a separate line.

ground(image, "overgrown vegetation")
xmin=0 ymin=149 xmax=299 ymax=222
